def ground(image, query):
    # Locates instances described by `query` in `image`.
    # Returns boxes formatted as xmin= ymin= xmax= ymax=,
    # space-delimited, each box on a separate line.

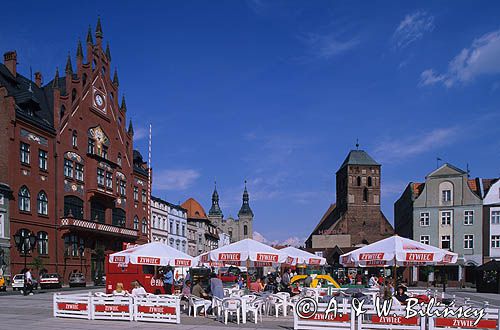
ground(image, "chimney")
xmin=3 ymin=51 xmax=17 ymax=76
xmin=35 ymin=72 xmax=42 ymax=87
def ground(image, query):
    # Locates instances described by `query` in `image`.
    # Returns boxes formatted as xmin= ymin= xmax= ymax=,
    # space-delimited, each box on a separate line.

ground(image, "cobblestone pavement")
xmin=0 ymin=289 xmax=294 ymax=330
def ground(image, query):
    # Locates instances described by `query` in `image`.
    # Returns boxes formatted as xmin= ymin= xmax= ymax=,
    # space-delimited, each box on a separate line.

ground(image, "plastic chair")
xmin=188 ymin=295 xmax=211 ymax=317
xmin=222 ymin=297 xmax=242 ymax=324
xmin=212 ymin=296 xmax=223 ymax=321
xmin=246 ymin=298 xmax=264 ymax=324
xmin=267 ymin=294 xmax=286 ymax=317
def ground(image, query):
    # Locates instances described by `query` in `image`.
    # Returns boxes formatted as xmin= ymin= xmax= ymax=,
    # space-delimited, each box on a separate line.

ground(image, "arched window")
xmin=18 ymin=186 xmax=30 ymax=212
xmin=243 ymin=225 xmax=248 ymax=236
xmin=142 ymin=218 xmax=147 ymax=234
xmin=90 ymin=200 xmax=106 ymax=223
xmin=60 ymin=105 xmax=66 ymax=119
xmin=367 ymin=176 xmax=372 ymax=187
xmin=37 ymin=191 xmax=48 ymax=215
xmin=64 ymin=195 xmax=83 ymax=218
xmin=357 ymin=176 xmax=361 ymax=186
xmin=71 ymin=89 xmax=77 ymax=103
xmin=72 ymin=131 xmax=78 ymax=147
xmin=37 ymin=231 xmax=48 ymax=255
xmin=133 ymin=216 xmax=139 ymax=230
xmin=82 ymin=73 xmax=87 ymax=87
xmin=112 ymin=208 xmax=126 ymax=227
xmin=363 ymin=187 xmax=368 ymax=202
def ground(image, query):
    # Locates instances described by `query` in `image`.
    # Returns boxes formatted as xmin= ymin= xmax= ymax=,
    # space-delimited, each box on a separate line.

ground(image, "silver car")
xmin=68 ymin=272 xmax=86 ymax=287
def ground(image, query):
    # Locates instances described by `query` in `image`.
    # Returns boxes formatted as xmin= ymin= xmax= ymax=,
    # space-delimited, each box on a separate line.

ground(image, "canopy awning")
xmin=280 ymin=246 xmax=326 ymax=266
xmin=108 ymin=242 xmax=194 ymax=267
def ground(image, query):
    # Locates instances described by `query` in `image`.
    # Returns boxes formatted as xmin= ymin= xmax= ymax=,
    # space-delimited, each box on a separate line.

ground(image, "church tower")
xmin=237 ymin=181 xmax=253 ymax=240
xmin=208 ymin=181 xmax=223 ymax=228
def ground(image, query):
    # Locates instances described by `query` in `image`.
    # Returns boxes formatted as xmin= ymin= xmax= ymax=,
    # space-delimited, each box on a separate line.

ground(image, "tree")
xmin=30 ymin=256 xmax=45 ymax=276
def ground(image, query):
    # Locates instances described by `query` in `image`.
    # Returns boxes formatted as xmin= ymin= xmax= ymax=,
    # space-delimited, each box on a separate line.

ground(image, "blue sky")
xmin=2 ymin=1 xmax=500 ymax=243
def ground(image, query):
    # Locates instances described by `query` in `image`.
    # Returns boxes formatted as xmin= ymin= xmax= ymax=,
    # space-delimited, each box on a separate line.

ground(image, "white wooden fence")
xmin=53 ymin=292 xmax=92 ymax=319
xmin=134 ymin=295 xmax=180 ymax=323
xmin=357 ymin=302 xmax=425 ymax=330
xmin=91 ymin=295 xmax=134 ymax=321
xmin=294 ymin=298 xmax=354 ymax=330
xmin=428 ymin=305 xmax=500 ymax=330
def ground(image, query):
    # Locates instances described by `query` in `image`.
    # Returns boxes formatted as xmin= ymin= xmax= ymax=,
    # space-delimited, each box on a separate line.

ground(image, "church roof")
xmin=338 ymin=150 xmax=379 ymax=171
xmin=181 ymin=198 xmax=208 ymax=220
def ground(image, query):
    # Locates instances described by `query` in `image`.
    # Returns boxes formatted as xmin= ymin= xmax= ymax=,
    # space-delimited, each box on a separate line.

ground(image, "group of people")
xmin=248 ymin=268 xmax=294 ymax=294
xmin=368 ymin=274 xmax=409 ymax=304
xmin=112 ymin=281 xmax=148 ymax=296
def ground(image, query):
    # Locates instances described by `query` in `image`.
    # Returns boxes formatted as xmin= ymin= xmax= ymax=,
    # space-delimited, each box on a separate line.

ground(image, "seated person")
xmin=394 ymin=285 xmax=409 ymax=303
xmin=113 ymin=282 xmax=128 ymax=295
xmin=130 ymin=280 xmax=147 ymax=297
xmin=182 ymin=280 xmax=192 ymax=296
xmin=264 ymin=277 xmax=278 ymax=293
xmin=192 ymin=280 xmax=209 ymax=299
xmin=249 ymin=277 xmax=264 ymax=293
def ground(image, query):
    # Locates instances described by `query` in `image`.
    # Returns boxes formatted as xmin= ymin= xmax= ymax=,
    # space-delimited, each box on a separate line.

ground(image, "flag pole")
xmin=147 ymin=123 xmax=152 ymax=243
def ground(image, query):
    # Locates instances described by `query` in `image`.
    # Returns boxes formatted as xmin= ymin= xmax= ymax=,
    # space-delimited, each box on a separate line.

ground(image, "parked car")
xmin=0 ymin=275 xmax=6 ymax=291
xmin=68 ymin=272 xmax=86 ymax=287
xmin=39 ymin=273 xmax=62 ymax=289
xmin=12 ymin=274 xmax=25 ymax=291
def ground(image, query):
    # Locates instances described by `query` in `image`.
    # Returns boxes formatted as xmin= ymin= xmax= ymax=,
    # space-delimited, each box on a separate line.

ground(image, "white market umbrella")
xmin=340 ymin=235 xmax=458 ymax=267
xmin=281 ymin=246 xmax=327 ymax=266
xmin=197 ymin=238 xmax=289 ymax=267
xmin=109 ymin=242 xmax=194 ymax=267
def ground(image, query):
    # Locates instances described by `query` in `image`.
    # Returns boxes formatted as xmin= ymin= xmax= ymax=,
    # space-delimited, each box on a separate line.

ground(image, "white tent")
xmin=197 ymin=238 xmax=288 ymax=267
xmin=109 ymin=242 xmax=194 ymax=267
xmin=280 ymin=246 xmax=327 ymax=266
xmin=340 ymin=235 xmax=458 ymax=267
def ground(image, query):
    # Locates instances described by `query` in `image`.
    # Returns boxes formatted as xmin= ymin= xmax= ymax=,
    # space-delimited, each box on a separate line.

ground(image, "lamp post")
xmin=79 ymin=244 xmax=85 ymax=274
xmin=13 ymin=229 xmax=37 ymax=292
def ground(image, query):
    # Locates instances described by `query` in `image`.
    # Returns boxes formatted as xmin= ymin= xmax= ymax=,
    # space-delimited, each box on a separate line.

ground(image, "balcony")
xmin=60 ymin=217 xmax=138 ymax=239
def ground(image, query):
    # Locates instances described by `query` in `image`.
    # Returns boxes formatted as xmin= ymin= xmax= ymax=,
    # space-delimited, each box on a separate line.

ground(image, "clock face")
xmin=95 ymin=94 xmax=104 ymax=107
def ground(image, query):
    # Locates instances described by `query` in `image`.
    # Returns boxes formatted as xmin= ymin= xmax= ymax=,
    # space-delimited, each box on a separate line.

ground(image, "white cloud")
xmin=421 ymin=29 xmax=500 ymax=87
xmin=154 ymin=169 xmax=200 ymax=191
xmin=253 ymin=231 xmax=304 ymax=247
xmin=374 ymin=127 xmax=459 ymax=163
xmin=393 ymin=10 xmax=434 ymax=49
xmin=133 ymin=126 xmax=148 ymax=141
xmin=302 ymin=32 xmax=359 ymax=59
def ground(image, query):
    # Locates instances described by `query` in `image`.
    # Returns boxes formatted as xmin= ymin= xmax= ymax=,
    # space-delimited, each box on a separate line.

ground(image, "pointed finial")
xmin=120 ymin=94 xmax=127 ymax=112
xmin=105 ymin=42 xmax=111 ymax=61
xmin=128 ymin=119 xmax=134 ymax=136
xmin=113 ymin=68 xmax=119 ymax=86
xmin=95 ymin=16 xmax=103 ymax=38
xmin=52 ymin=67 xmax=60 ymax=88
xmin=76 ymin=39 xmax=83 ymax=58
xmin=86 ymin=25 xmax=93 ymax=44
xmin=355 ymin=138 xmax=359 ymax=150
xmin=65 ymin=52 xmax=73 ymax=74
xmin=244 ymin=180 xmax=247 ymax=189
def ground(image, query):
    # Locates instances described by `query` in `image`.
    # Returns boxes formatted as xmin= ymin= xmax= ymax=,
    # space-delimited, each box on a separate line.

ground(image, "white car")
xmin=12 ymin=274 xmax=25 ymax=291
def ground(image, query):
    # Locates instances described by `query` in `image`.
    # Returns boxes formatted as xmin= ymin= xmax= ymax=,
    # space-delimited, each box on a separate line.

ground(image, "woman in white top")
xmin=112 ymin=282 xmax=128 ymax=295
xmin=130 ymin=281 xmax=147 ymax=296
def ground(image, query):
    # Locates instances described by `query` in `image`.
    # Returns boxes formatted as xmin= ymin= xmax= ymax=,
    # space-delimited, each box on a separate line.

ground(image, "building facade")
xmin=182 ymin=198 xmax=218 ymax=256
xmin=482 ymin=179 xmax=500 ymax=262
xmin=0 ymin=183 xmax=12 ymax=278
xmin=395 ymin=164 xmax=485 ymax=285
xmin=151 ymin=196 xmax=188 ymax=253
xmin=306 ymin=148 xmax=393 ymax=253
xmin=207 ymin=182 xmax=254 ymax=243
xmin=0 ymin=19 xmax=150 ymax=281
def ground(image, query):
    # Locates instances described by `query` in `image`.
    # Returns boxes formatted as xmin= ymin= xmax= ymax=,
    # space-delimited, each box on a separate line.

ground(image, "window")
xmin=117 ymin=153 xmax=122 ymax=166
xmin=64 ymin=159 xmax=73 ymax=178
xmin=37 ymin=231 xmax=48 ymax=255
xmin=71 ymin=89 xmax=77 ymax=103
xmin=133 ymin=216 xmax=139 ymax=230
xmin=18 ymin=186 xmax=30 ymax=212
xmin=133 ymin=187 xmax=139 ymax=201
xmin=75 ymin=163 xmax=84 ymax=181
xmin=102 ymin=146 xmax=108 ymax=159
xmin=64 ymin=234 xmax=84 ymax=257
xmin=441 ymin=235 xmax=451 ymax=250
xmin=64 ymin=196 xmax=83 ymax=218
xmin=105 ymin=172 xmax=113 ymax=189
xmin=442 ymin=190 xmax=452 ymax=202
xmin=367 ymin=176 xmax=372 ymax=187
xmin=142 ymin=218 xmax=147 ymax=234
xmin=441 ymin=211 xmax=452 ymax=225
xmin=356 ymin=176 xmax=361 ymax=186
xmin=182 ymin=225 xmax=185 ymax=237
xmin=142 ymin=189 xmax=147 ymax=203
xmin=170 ymin=221 xmax=173 ymax=234
xmin=464 ymin=235 xmax=474 ymax=249
xmin=88 ymin=138 xmax=95 ymax=154
xmin=39 ymin=150 xmax=48 ymax=171
xmin=176 ymin=222 xmax=180 ymax=235
xmin=20 ymin=142 xmax=30 ymax=164
xmin=363 ymin=187 xmax=368 ymax=202
xmin=120 ymin=180 xmax=126 ymax=196
xmin=244 ymin=225 xmax=248 ymax=236
xmin=464 ymin=210 xmax=474 ymax=225
xmin=90 ymin=200 xmax=106 ymax=223
xmin=112 ymin=208 xmax=126 ymax=227
xmin=492 ymin=211 xmax=500 ymax=224
xmin=492 ymin=235 xmax=500 ymax=248
xmin=72 ymin=131 xmax=78 ymax=147
xmin=60 ymin=105 xmax=66 ymax=119
xmin=420 ymin=235 xmax=430 ymax=245
xmin=97 ymin=169 xmax=105 ymax=186
xmin=420 ymin=212 xmax=430 ymax=227
xmin=37 ymin=191 xmax=48 ymax=215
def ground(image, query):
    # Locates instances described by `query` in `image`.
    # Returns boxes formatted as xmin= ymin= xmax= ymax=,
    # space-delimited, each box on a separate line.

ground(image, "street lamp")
xmin=79 ymin=244 xmax=85 ymax=273
xmin=13 ymin=229 xmax=37 ymax=292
